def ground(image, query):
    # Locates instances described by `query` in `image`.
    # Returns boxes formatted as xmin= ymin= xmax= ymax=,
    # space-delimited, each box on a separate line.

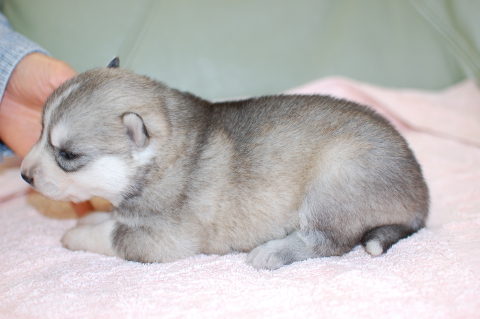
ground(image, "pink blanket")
xmin=1 ymin=78 xmax=479 ymax=318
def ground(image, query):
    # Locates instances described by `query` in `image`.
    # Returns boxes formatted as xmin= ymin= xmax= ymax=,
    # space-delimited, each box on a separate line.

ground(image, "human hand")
xmin=0 ymin=52 xmax=77 ymax=157
xmin=0 ymin=53 xmax=94 ymax=216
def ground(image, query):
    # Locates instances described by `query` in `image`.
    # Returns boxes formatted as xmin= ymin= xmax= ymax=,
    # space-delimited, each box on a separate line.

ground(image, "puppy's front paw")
xmin=61 ymin=225 xmax=91 ymax=251
xmin=247 ymin=241 xmax=290 ymax=270
xmin=61 ymin=219 xmax=117 ymax=256
xmin=77 ymin=211 xmax=111 ymax=226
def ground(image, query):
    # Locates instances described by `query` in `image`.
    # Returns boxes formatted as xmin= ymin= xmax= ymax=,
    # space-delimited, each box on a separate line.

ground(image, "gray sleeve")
xmin=0 ymin=12 xmax=50 ymax=103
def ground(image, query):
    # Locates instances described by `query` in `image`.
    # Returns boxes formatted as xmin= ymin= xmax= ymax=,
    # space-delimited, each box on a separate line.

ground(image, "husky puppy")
xmin=21 ymin=60 xmax=429 ymax=269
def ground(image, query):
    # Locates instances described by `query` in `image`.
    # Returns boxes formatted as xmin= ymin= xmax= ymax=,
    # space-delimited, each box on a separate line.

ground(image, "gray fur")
xmin=22 ymin=68 xmax=429 ymax=269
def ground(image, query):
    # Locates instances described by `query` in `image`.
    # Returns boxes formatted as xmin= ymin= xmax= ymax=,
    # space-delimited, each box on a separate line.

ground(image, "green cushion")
xmin=2 ymin=0 xmax=479 ymax=99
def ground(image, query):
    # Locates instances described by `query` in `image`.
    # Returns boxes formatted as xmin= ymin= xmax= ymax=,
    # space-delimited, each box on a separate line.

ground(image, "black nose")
xmin=21 ymin=173 xmax=34 ymax=185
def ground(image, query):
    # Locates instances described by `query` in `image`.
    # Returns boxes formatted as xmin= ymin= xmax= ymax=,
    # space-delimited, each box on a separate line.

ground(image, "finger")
xmin=47 ymin=58 xmax=77 ymax=90
xmin=71 ymin=201 xmax=95 ymax=218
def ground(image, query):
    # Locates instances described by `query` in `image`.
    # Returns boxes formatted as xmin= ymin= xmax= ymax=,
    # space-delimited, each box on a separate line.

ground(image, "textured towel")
xmin=1 ymin=78 xmax=479 ymax=319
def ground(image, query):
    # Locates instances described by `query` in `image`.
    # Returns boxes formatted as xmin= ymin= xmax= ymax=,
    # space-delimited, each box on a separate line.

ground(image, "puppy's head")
xmin=21 ymin=66 xmax=169 ymax=205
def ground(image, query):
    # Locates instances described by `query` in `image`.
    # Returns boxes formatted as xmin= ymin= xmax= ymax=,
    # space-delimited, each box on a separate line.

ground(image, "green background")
xmin=2 ymin=0 xmax=479 ymax=99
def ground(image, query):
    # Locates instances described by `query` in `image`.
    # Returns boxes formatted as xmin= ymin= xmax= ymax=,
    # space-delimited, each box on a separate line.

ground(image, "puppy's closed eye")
xmin=59 ymin=150 xmax=80 ymax=161
xmin=56 ymin=149 xmax=85 ymax=172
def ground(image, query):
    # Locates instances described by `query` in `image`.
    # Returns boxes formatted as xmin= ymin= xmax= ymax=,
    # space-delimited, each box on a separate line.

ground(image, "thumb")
xmin=45 ymin=57 xmax=78 ymax=92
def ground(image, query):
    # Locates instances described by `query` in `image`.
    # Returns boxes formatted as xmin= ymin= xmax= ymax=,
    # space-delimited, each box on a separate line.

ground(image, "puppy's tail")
xmin=361 ymin=224 xmax=421 ymax=256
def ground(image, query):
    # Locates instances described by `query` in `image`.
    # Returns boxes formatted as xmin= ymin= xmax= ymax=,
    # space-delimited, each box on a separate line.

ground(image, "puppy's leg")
xmin=112 ymin=223 xmax=199 ymax=263
xmin=77 ymin=212 xmax=111 ymax=226
xmin=247 ymin=230 xmax=350 ymax=270
xmin=61 ymin=219 xmax=117 ymax=257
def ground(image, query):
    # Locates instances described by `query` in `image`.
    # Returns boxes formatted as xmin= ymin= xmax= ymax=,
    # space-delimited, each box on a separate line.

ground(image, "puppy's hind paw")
xmin=247 ymin=241 xmax=291 ymax=270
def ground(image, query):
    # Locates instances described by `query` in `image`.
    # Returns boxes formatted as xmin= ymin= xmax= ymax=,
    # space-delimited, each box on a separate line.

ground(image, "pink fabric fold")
xmin=1 ymin=78 xmax=479 ymax=319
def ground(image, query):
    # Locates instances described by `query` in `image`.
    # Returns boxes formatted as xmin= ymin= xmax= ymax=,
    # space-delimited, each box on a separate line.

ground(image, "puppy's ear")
xmin=107 ymin=57 xmax=120 ymax=68
xmin=122 ymin=113 xmax=149 ymax=148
